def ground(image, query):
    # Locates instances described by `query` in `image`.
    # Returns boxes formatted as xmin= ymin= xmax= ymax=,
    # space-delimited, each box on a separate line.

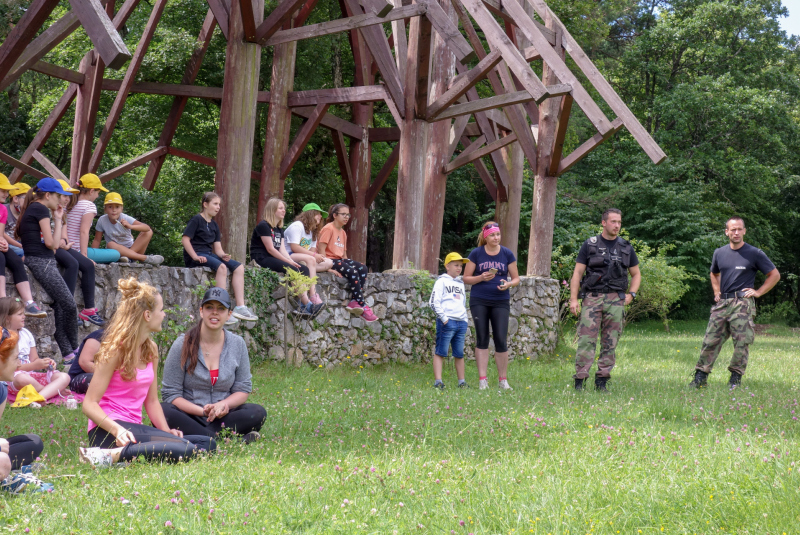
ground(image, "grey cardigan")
xmin=161 ymin=331 xmax=252 ymax=406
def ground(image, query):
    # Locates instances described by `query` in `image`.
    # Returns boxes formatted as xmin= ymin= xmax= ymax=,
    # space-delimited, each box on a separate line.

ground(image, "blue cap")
xmin=35 ymin=177 xmax=73 ymax=195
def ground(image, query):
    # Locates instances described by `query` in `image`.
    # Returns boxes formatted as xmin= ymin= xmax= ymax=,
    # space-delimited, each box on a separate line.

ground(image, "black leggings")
xmin=470 ymin=301 xmax=510 ymax=352
xmin=161 ymin=402 xmax=267 ymax=437
xmin=24 ymin=255 xmax=78 ymax=356
xmin=7 ymin=434 xmax=44 ymax=470
xmin=88 ymin=421 xmax=215 ymax=463
xmin=69 ymin=372 xmax=93 ymax=394
xmin=252 ymin=252 xmax=310 ymax=277
xmin=0 ymin=249 xmax=28 ymax=284
xmin=331 ymin=259 xmax=368 ymax=306
xmin=55 ymin=248 xmax=95 ymax=309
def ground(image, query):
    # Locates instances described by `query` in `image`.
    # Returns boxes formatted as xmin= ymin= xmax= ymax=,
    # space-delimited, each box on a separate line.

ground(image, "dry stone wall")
xmin=5 ymin=265 xmax=559 ymax=365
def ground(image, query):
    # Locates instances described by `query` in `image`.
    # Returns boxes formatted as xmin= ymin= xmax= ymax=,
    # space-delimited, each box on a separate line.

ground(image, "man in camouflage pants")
xmin=690 ymin=217 xmax=780 ymax=389
xmin=569 ymin=209 xmax=641 ymax=391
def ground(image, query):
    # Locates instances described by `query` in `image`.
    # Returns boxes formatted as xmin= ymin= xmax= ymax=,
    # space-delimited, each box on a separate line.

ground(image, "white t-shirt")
xmin=284 ymin=221 xmax=316 ymax=252
xmin=95 ymin=213 xmax=136 ymax=247
xmin=16 ymin=328 xmax=36 ymax=365
xmin=66 ymin=200 xmax=97 ymax=246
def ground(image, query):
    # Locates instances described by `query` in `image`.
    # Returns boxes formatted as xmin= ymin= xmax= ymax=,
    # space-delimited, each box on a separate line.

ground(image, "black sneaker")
xmin=242 ymin=431 xmax=261 ymax=445
xmin=310 ymin=303 xmax=325 ymax=318
xmin=458 ymin=381 xmax=469 ymax=388
xmin=595 ymin=375 xmax=609 ymax=392
xmin=689 ymin=370 xmax=708 ymax=388
xmin=433 ymin=381 xmax=445 ymax=390
xmin=574 ymin=378 xmax=585 ymax=391
xmin=728 ymin=371 xmax=742 ymax=390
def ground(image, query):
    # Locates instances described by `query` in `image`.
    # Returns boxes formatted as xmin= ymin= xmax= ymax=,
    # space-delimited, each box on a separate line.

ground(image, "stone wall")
xmin=6 ymin=265 xmax=559 ymax=366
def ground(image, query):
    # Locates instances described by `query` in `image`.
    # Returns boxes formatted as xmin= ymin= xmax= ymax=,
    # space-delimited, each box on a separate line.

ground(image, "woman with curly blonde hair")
xmin=79 ymin=278 xmax=215 ymax=467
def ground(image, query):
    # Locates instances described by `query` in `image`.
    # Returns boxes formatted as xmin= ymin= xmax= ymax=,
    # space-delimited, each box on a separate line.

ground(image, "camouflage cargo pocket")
xmin=744 ymin=318 xmax=755 ymax=345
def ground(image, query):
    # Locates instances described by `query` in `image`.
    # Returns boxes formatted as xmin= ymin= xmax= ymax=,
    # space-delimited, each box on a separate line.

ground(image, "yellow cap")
xmin=104 ymin=192 xmax=123 ymax=205
xmin=8 ymin=182 xmax=31 ymax=197
xmin=78 ymin=173 xmax=109 ymax=192
xmin=0 ymin=173 xmax=13 ymax=190
xmin=57 ymin=179 xmax=80 ymax=194
xmin=444 ymin=252 xmax=469 ymax=266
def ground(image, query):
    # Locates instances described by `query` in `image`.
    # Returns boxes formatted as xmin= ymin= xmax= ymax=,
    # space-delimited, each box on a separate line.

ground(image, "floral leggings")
xmin=331 ymin=259 xmax=368 ymax=306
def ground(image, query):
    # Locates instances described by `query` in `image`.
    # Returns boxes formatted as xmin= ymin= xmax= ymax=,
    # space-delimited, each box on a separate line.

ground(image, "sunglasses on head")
xmin=484 ymin=223 xmax=499 ymax=230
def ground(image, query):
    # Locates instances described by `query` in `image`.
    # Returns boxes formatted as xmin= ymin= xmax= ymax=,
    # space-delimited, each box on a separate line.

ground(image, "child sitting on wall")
xmin=92 ymin=192 xmax=163 ymax=265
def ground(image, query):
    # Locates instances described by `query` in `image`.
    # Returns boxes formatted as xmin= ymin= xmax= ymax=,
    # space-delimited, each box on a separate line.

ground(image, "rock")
xmin=268 ymin=346 xmax=285 ymax=361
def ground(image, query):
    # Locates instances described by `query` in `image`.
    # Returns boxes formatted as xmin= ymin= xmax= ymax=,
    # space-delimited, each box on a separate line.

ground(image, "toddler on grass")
xmin=429 ymin=253 xmax=470 ymax=390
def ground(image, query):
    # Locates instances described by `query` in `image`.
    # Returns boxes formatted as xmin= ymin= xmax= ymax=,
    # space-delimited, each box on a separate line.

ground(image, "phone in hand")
xmin=488 ymin=268 xmax=498 ymax=275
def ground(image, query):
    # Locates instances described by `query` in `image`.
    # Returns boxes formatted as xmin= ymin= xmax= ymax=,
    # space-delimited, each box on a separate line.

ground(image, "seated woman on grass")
xmin=160 ymin=287 xmax=266 ymax=442
xmin=79 ymin=278 xmax=215 ymax=468
xmin=92 ymin=192 xmax=163 ymax=265
xmin=66 ymin=328 xmax=102 ymax=395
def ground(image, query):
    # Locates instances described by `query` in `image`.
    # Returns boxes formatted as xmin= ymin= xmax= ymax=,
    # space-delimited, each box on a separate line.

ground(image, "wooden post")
xmin=216 ymin=0 xmax=263 ymax=262
xmin=71 ymin=50 xmax=104 ymax=182
xmin=420 ymin=0 xmax=456 ymax=274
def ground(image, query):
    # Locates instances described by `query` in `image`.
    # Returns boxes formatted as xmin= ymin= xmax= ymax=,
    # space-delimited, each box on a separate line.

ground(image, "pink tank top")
xmin=88 ymin=362 xmax=154 ymax=431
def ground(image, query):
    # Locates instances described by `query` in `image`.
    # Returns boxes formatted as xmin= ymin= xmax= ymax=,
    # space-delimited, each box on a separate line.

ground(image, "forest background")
xmin=1 ymin=0 xmax=799 ymax=323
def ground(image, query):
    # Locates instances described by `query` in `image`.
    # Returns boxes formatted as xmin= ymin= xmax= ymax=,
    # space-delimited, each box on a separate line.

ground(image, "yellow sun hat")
xmin=0 ymin=173 xmax=13 ymax=191
xmin=444 ymin=252 xmax=469 ymax=266
xmin=78 ymin=173 xmax=109 ymax=192
xmin=104 ymin=192 xmax=124 ymax=205
xmin=56 ymin=179 xmax=80 ymax=194
xmin=11 ymin=385 xmax=46 ymax=408
xmin=8 ymin=182 xmax=31 ymax=197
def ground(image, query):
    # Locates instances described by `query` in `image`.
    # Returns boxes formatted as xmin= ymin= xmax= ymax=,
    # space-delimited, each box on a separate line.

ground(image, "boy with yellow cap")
xmin=93 ymin=192 xmax=163 ymax=264
xmin=428 ymin=252 xmax=471 ymax=389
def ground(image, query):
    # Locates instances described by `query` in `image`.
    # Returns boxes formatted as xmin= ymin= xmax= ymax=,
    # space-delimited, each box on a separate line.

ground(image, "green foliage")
xmin=755 ymin=301 xmax=800 ymax=327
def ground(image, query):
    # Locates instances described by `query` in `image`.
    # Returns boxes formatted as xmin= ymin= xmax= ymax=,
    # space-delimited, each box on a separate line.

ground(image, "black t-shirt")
xmin=183 ymin=214 xmax=220 ymax=261
xmin=68 ymin=328 xmax=103 ymax=379
xmin=711 ymin=243 xmax=776 ymax=295
xmin=18 ymin=202 xmax=54 ymax=258
xmin=250 ymin=220 xmax=282 ymax=257
xmin=576 ymin=235 xmax=639 ymax=275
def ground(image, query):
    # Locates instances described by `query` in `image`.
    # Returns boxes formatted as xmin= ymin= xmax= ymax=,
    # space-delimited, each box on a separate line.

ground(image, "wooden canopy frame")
xmin=0 ymin=0 xmax=665 ymax=276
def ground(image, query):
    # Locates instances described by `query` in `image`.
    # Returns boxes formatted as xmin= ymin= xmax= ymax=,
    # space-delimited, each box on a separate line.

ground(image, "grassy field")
xmin=1 ymin=320 xmax=799 ymax=534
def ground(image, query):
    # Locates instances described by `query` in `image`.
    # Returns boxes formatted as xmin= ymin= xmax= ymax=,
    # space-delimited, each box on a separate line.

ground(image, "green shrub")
xmin=756 ymin=301 xmax=800 ymax=327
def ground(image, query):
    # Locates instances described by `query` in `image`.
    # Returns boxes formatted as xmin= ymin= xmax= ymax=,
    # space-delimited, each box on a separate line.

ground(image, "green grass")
xmin=2 ymin=320 xmax=799 ymax=534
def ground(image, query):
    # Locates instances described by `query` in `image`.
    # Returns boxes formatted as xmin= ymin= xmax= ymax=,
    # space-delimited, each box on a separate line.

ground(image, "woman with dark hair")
xmin=160 ymin=287 xmax=266 ymax=441
xmin=463 ymin=221 xmax=520 ymax=390
xmin=317 ymin=204 xmax=376 ymax=322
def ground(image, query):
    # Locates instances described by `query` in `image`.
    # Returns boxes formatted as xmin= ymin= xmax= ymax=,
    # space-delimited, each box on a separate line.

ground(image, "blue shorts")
xmin=0 ymin=382 xmax=7 ymax=404
xmin=435 ymin=319 xmax=468 ymax=358
xmin=185 ymin=252 xmax=242 ymax=273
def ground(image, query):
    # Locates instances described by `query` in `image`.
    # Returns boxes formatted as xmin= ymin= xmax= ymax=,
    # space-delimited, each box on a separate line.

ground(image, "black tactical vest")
xmin=580 ymin=234 xmax=632 ymax=293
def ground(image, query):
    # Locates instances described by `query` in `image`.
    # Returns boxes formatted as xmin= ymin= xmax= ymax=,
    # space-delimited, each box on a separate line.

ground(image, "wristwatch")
xmin=630 ymin=292 xmax=637 ymax=300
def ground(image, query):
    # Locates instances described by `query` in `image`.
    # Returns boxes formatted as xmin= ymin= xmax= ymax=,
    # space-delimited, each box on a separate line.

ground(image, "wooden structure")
xmin=0 ymin=0 xmax=665 ymax=276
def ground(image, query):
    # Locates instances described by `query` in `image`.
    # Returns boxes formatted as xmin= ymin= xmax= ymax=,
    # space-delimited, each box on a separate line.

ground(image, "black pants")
xmin=88 ymin=421 xmax=215 ymax=463
xmin=331 ymin=259 xmax=368 ymax=306
xmin=24 ymin=255 xmax=78 ymax=356
xmin=470 ymin=299 xmax=510 ymax=352
xmin=0 ymin=249 xmax=28 ymax=284
xmin=252 ymin=252 xmax=310 ymax=277
xmin=7 ymin=434 xmax=44 ymax=470
xmin=69 ymin=372 xmax=93 ymax=394
xmin=161 ymin=402 xmax=266 ymax=437
xmin=55 ymin=248 xmax=95 ymax=309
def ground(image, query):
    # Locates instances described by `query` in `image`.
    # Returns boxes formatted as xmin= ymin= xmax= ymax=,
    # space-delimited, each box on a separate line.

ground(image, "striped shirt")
xmin=65 ymin=200 xmax=97 ymax=247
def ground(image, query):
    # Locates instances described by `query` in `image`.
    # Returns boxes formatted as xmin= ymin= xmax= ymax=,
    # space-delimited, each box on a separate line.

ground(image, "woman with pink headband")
xmin=463 ymin=221 xmax=520 ymax=390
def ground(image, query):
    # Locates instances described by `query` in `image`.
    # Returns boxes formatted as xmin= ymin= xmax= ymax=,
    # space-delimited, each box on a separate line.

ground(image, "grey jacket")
xmin=161 ymin=332 xmax=252 ymax=406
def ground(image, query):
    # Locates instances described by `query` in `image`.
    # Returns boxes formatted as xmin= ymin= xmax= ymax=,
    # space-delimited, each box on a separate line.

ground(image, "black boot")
xmin=595 ymin=375 xmax=609 ymax=392
xmin=728 ymin=371 xmax=742 ymax=389
xmin=574 ymin=378 xmax=585 ymax=391
xmin=689 ymin=370 xmax=708 ymax=388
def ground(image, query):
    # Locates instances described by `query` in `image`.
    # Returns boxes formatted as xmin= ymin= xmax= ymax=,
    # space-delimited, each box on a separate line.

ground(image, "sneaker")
xmin=728 ymin=371 xmax=742 ymax=390
xmin=499 ymin=379 xmax=513 ymax=391
xmin=346 ymin=300 xmax=364 ymax=316
xmin=24 ymin=301 xmax=47 ymax=318
xmin=689 ymin=370 xmax=708 ymax=389
xmin=79 ymin=308 xmax=105 ymax=326
xmin=478 ymin=379 xmax=489 ymax=390
xmin=310 ymin=293 xmax=324 ymax=305
xmin=143 ymin=255 xmax=164 ymax=265
xmin=309 ymin=303 xmax=325 ymax=318
xmin=61 ymin=350 xmax=77 ymax=366
xmin=574 ymin=378 xmax=585 ymax=391
xmin=28 ymin=402 xmax=42 ymax=409
xmin=224 ymin=315 xmax=239 ymax=326
xmin=361 ymin=306 xmax=378 ymax=323
xmin=1 ymin=472 xmax=53 ymax=494
xmin=458 ymin=381 xmax=469 ymax=388
xmin=242 ymin=431 xmax=261 ymax=445
xmin=118 ymin=256 xmax=130 ymax=263
xmin=16 ymin=463 xmax=46 ymax=475
xmin=232 ymin=305 xmax=258 ymax=322
xmin=594 ymin=375 xmax=609 ymax=392
xmin=433 ymin=380 xmax=445 ymax=390
xmin=78 ymin=447 xmax=113 ymax=469
xmin=292 ymin=303 xmax=312 ymax=317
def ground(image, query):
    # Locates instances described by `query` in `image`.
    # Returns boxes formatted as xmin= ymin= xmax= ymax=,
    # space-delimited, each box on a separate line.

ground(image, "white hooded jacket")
xmin=428 ymin=273 xmax=468 ymax=323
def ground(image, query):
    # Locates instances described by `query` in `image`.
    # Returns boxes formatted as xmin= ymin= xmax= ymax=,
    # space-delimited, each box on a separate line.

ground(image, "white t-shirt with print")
xmin=284 ymin=221 xmax=316 ymax=252
xmin=16 ymin=328 xmax=36 ymax=365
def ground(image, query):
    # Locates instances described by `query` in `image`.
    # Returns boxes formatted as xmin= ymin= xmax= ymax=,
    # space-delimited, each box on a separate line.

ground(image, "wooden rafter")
xmin=167 ymin=147 xmax=261 ymax=180
xmin=368 ymin=127 xmax=401 ymax=142
xmin=99 ymin=147 xmax=168 ymax=182
xmin=32 ymin=150 xmax=68 ymax=181
xmin=239 ymin=0 xmax=258 ymax=41
xmin=458 ymin=135 xmax=497 ymax=200
xmin=293 ymin=106 xmax=363 ymax=139
xmin=255 ymin=0 xmax=307 ymax=45
xmin=365 ymin=142 xmax=400 ymax=205
xmin=0 ymin=0 xmax=61 ymax=83
xmin=445 ymin=132 xmax=517 ymax=173
xmin=206 ymin=0 xmax=230 ymax=39
xmin=0 ymin=151 xmax=48 ymax=180
xmin=68 ymin=0 xmax=132 ymax=69
xmin=433 ymin=85 xmax=569 ymax=121
xmin=557 ymin=117 xmax=623 ymax=175
xmin=331 ymin=130 xmax=355 ymax=203
xmin=279 ymin=103 xmax=330 ymax=179
xmin=446 ymin=115 xmax=470 ymax=161
xmin=423 ymin=0 xmax=475 ymax=63
xmin=427 ymin=50 xmax=502 ymax=120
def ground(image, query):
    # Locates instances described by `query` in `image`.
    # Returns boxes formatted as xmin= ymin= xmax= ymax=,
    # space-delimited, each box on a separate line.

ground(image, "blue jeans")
xmin=435 ymin=319 xmax=468 ymax=358
xmin=185 ymin=252 xmax=242 ymax=273
xmin=9 ymin=245 xmax=23 ymax=257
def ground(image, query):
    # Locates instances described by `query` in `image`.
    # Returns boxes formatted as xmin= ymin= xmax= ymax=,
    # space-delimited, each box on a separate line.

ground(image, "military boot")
xmin=689 ymin=370 xmax=708 ymax=388
xmin=728 ymin=371 xmax=742 ymax=390
xmin=574 ymin=378 xmax=585 ymax=391
xmin=595 ymin=375 xmax=609 ymax=392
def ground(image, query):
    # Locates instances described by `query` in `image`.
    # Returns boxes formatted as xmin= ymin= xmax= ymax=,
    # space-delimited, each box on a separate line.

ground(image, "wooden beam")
xmin=98 ymin=147 xmax=168 ymax=182
xmin=287 ymin=85 xmax=387 ymax=106
xmin=32 ymin=150 xmax=68 ymax=182
xmin=361 ymin=0 xmax=393 ymax=17
xmin=167 ymin=147 xmax=260 ymax=180
xmin=88 ymin=0 xmax=169 ymax=173
xmin=413 ymin=13 xmax=433 ymax=119
xmin=143 ymin=10 xmax=217 ymax=190
xmin=446 ymin=115 xmax=470 ymax=161
xmin=294 ymin=107 xmax=363 ymax=139
xmin=72 ymin=51 xmax=105 ymax=181
xmin=556 ymin=117 xmax=623 ymax=175
xmin=423 ymin=0 xmax=475 ymax=62
xmin=30 ymin=61 xmax=85 ymax=84
xmin=0 ymin=0 xmax=61 ymax=84
xmin=484 ymin=108 xmax=511 ymax=130
xmin=265 ymin=3 xmax=426 ymax=45
xmin=367 ymin=127 xmax=401 ymax=142
xmin=455 ymin=133 xmax=486 ymax=159
xmin=206 ymin=0 xmax=230 ymax=39
xmin=365 ymin=142 xmax=400 ymax=205
xmin=548 ymin=93 xmax=572 ymax=175
xmin=331 ymin=130 xmax=355 ymax=199
xmin=0 ymin=151 xmax=48 ymax=180
xmin=522 ymin=45 xmax=541 ymax=61
xmin=239 ymin=0 xmax=258 ymax=41
xmin=255 ymin=0 xmax=307 ymax=44
xmin=445 ymin=132 xmax=516 ymax=173
xmin=294 ymin=0 xmax=320 ymax=26
xmin=69 ymin=0 xmax=131 ymax=69
xmin=480 ymin=0 xmax=555 ymax=45
xmin=101 ymin=79 xmax=222 ymax=98
xmin=433 ymin=85 xmax=569 ymax=121
xmin=427 ymin=50 xmax=501 ymax=120
xmin=458 ymin=135 xmax=496 ymax=200
xmin=279 ymin=103 xmax=330 ymax=180
xmin=390 ymin=0 xmax=408 ymax=83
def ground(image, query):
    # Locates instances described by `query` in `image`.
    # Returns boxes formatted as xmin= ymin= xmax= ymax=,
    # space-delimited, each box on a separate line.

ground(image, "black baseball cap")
xmin=200 ymin=287 xmax=232 ymax=310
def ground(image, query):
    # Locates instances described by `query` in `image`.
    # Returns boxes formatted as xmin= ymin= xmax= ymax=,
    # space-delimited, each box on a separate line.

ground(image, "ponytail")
xmin=14 ymin=188 xmax=46 ymax=241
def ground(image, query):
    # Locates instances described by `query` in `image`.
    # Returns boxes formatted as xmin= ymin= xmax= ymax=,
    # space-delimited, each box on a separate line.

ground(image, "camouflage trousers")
xmin=574 ymin=293 xmax=625 ymax=379
xmin=695 ymin=297 xmax=756 ymax=376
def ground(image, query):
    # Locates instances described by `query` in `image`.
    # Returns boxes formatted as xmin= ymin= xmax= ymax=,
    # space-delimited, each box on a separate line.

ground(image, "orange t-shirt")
xmin=319 ymin=223 xmax=346 ymax=259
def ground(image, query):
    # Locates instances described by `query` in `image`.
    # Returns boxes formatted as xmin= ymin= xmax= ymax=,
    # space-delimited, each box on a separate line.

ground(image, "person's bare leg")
xmin=129 ymin=229 xmax=153 ymax=255
xmin=13 ymin=374 xmax=44 ymax=394
xmin=433 ymin=355 xmax=445 ymax=381
xmin=495 ymin=351 xmax=509 ymax=379
xmin=231 ymin=265 xmax=244 ymax=306
xmin=15 ymin=281 xmax=34 ymax=303
xmin=0 ymin=453 xmax=11 ymax=480
xmin=35 ymin=372 xmax=70 ymax=400
xmin=454 ymin=358 xmax=466 ymax=382
xmin=215 ymin=263 xmax=229 ymax=291
xmin=293 ymin=253 xmax=318 ymax=297
xmin=316 ymin=258 xmax=333 ymax=273
xmin=475 ymin=348 xmax=489 ymax=378
xmin=108 ymin=241 xmax=147 ymax=262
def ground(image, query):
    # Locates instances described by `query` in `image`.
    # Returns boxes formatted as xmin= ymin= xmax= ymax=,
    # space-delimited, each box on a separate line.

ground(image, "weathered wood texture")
xmin=68 ymin=0 xmax=131 ymax=69
xmin=0 ymin=151 xmax=48 ymax=180
xmin=206 ymin=0 xmax=230 ymax=38
xmin=0 ymin=0 xmax=61 ymax=84
xmin=32 ymin=150 xmax=68 ymax=181
xmin=168 ymin=147 xmax=261 ymax=180
xmin=99 ymin=146 xmax=168 ymax=182
xmin=72 ymin=51 xmax=105 ymax=182
xmin=444 ymin=132 xmax=517 ymax=173
xmin=426 ymin=50 xmax=501 ymax=120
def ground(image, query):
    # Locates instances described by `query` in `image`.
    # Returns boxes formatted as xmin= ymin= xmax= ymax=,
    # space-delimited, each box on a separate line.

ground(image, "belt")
xmin=720 ymin=291 xmax=748 ymax=300
xmin=585 ymin=292 xmax=626 ymax=298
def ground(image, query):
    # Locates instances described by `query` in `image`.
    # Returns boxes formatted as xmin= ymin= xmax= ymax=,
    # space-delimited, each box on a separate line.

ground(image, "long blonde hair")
xmin=96 ymin=277 xmax=160 ymax=381
xmin=263 ymin=197 xmax=285 ymax=228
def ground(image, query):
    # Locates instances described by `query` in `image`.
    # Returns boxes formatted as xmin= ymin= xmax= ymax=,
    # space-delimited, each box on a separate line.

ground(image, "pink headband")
xmin=483 ymin=225 xmax=500 ymax=238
